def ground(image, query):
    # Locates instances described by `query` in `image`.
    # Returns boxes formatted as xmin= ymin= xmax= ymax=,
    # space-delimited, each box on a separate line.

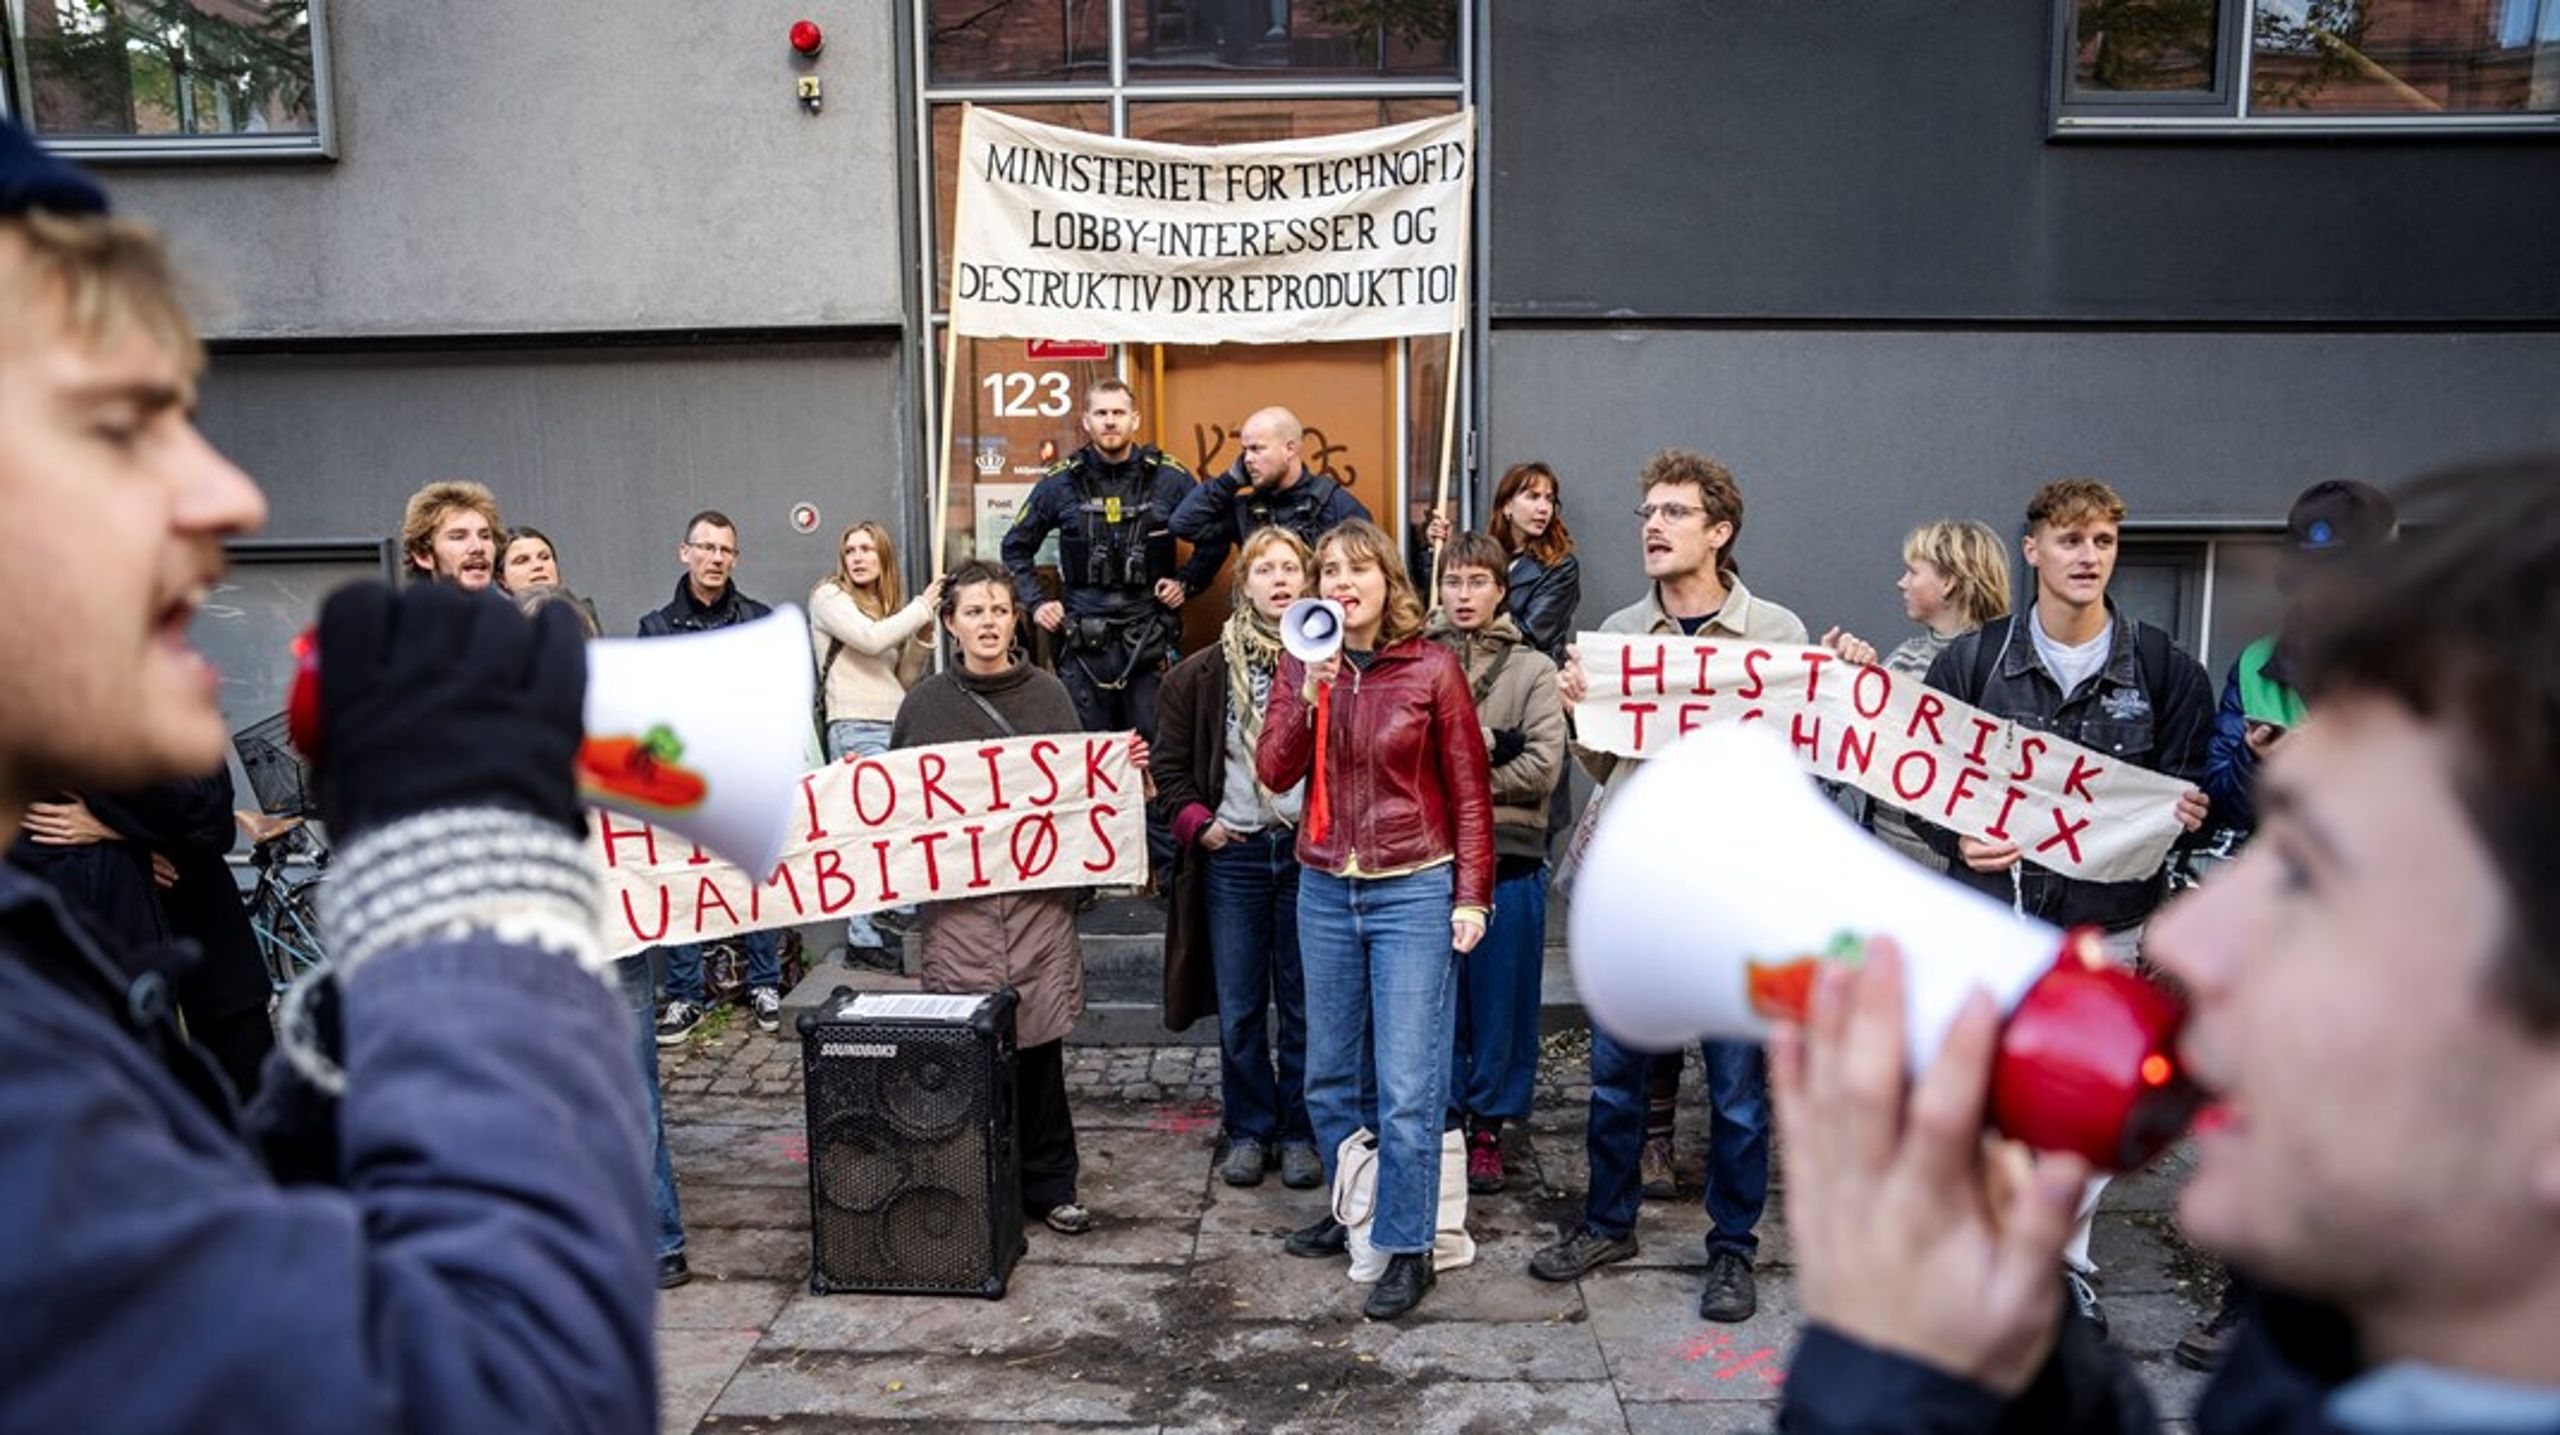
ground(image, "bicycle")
xmin=238 ymin=810 xmax=329 ymax=995
xmin=231 ymin=711 xmax=330 ymax=996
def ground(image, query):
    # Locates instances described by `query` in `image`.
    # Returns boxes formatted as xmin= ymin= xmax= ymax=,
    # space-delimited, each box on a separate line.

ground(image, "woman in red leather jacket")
xmin=1257 ymin=518 xmax=1496 ymax=1323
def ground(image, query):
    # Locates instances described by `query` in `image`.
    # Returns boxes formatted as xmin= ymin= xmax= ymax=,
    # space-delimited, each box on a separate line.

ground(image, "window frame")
xmin=2050 ymin=0 xmax=2560 ymax=137
xmin=2 ymin=0 xmax=339 ymax=162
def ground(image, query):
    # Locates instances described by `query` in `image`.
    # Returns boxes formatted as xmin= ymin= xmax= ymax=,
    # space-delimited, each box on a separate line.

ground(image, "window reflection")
xmin=2071 ymin=0 xmax=2221 ymax=94
xmin=19 ymin=0 xmax=319 ymax=139
xmin=927 ymin=0 xmax=1110 ymax=85
xmin=930 ymin=102 xmax=1111 ymax=298
xmin=1125 ymin=0 xmax=1458 ymax=80
xmin=2251 ymin=0 xmax=2560 ymax=113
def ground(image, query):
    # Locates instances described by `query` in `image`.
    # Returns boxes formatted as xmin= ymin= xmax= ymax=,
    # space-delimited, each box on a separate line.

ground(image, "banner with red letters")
xmin=591 ymin=732 xmax=1147 ymax=957
xmin=1573 ymin=635 xmax=2189 ymax=884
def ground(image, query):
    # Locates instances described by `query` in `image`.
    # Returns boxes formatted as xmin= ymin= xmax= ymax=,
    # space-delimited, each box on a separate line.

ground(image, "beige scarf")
xmin=1220 ymin=602 xmax=1287 ymax=791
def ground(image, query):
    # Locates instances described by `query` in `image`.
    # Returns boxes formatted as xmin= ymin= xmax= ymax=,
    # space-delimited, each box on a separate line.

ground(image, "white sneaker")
xmin=752 ymin=987 xmax=782 ymax=1034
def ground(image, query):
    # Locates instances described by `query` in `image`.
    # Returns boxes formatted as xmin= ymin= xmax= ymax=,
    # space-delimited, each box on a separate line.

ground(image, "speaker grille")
xmin=803 ymin=994 xmax=1022 ymax=1298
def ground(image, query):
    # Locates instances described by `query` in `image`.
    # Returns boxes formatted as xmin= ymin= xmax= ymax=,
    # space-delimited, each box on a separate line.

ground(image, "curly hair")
xmin=1636 ymin=449 xmax=1746 ymax=582
xmin=2025 ymin=477 xmax=2126 ymax=534
xmin=400 ymin=481 xmax=503 ymax=571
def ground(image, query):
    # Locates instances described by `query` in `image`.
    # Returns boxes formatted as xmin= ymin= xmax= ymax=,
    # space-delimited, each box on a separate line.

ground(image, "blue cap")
xmin=0 ymin=117 xmax=109 ymax=218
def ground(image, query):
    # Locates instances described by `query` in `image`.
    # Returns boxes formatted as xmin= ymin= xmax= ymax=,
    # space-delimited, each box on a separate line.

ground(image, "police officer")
xmin=1003 ymin=379 xmax=1219 ymax=739
xmin=1172 ymin=404 xmax=1371 ymax=575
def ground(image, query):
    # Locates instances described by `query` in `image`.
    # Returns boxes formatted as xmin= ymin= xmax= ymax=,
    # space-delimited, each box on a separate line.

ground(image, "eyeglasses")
xmin=1632 ymin=502 xmax=1708 ymax=524
xmin=686 ymin=542 xmax=738 ymax=559
xmin=1439 ymin=572 xmax=1500 ymax=593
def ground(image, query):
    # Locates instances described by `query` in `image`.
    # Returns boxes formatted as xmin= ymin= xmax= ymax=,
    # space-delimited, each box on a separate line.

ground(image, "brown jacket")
xmin=1429 ymin=612 xmax=1568 ymax=861
xmin=889 ymin=661 xmax=1087 ymax=1048
xmin=1151 ymin=645 xmax=1228 ymax=1032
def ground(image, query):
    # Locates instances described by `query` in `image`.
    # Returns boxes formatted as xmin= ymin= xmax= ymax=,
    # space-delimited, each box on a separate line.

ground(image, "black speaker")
xmin=801 ymin=988 xmax=1023 ymax=1298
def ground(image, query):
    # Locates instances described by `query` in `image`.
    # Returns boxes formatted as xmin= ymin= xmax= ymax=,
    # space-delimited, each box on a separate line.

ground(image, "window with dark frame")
xmin=2057 ymin=0 xmax=2560 ymax=130
xmin=4 ymin=0 xmax=331 ymax=157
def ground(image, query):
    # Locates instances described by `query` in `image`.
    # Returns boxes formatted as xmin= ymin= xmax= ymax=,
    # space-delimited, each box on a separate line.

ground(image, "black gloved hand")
xmin=1487 ymin=727 xmax=1528 ymax=767
xmin=313 ymin=582 xmax=587 ymax=843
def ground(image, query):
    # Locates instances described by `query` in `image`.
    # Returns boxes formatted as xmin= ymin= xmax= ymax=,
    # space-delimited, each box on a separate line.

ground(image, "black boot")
xmin=1363 ymin=1251 xmax=1435 ymax=1321
xmin=1283 ymin=1214 xmax=1348 ymax=1258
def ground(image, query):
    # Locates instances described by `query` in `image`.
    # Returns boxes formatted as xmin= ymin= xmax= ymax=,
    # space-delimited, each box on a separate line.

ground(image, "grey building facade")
xmin=10 ymin=0 xmax=2554 ymax=718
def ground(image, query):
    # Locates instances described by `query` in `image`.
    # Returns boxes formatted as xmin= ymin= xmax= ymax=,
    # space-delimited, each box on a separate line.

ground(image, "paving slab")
xmin=1582 ymin=1267 xmax=1801 ymax=1405
xmin=658 ymin=1276 xmax=796 ymax=1334
xmin=659 ymin=1328 xmax=762 ymax=1434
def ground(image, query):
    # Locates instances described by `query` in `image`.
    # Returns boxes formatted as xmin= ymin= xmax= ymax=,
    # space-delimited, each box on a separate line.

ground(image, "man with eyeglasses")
xmin=1539 ymin=447 xmax=1808 ymax=1324
xmin=638 ymin=510 xmax=786 ymax=1047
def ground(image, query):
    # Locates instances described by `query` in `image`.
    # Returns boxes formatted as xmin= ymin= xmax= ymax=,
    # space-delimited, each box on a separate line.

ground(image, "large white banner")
xmin=948 ymin=106 xmax=1473 ymax=346
xmin=591 ymin=732 xmax=1148 ymax=957
xmin=1573 ymin=635 xmax=2191 ymax=884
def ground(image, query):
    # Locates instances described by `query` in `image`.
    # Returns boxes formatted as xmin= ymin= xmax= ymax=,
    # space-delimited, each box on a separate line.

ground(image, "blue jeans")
xmin=1453 ymin=863 xmax=1546 ymax=1124
xmin=1203 ymin=828 xmax=1311 ymax=1146
xmin=825 ymin=718 xmax=898 ymax=950
xmin=1583 ymin=1031 xmax=1768 ymax=1256
xmin=1298 ymin=863 xmax=1457 ymax=1255
xmin=661 ymin=928 xmax=782 ymax=1004
xmin=614 ymin=954 xmax=686 ymax=1259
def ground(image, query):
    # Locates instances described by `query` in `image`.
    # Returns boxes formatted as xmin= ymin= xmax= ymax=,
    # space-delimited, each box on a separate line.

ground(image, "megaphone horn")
xmin=577 ymin=605 xmax=815 ymax=875
xmin=1568 ymin=725 xmax=2201 ymax=1171
xmin=1281 ymin=597 xmax=1345 ymax=663
xmin=289 ymin=604 xmax=815 ymax=876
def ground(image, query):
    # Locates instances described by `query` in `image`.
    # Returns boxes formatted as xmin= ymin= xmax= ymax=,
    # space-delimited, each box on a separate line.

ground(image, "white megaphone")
xmin=1281 ymin=597 xmax=1346 ymax=663
xmin=1280 ymin=598 xmax=1347 ymax=842
xmin=287 ymin=604 xmax=814 ymax=877
xmin=1569 ymin=725 xmax=2199 ymax=1171
xmin=574 ymin=605 xmax=814 ymax=875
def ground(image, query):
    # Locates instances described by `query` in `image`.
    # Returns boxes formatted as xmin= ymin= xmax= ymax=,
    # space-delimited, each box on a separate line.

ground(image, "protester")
xmin=1258 ymin=519 xmax=1494 ymax=1322
xmin=809 ymin=519 xmax=941 ymax=968
xmin=1547 ymin=448 xmax=1808 ymax=1322
xmin=1918 ymin=477 xmax=2213 ymax=1335
xmin=2202 ymin=480 xmax=2398 ymax=840
xmin=399 ymin=479 xmax=502 ymax=591
xmin=0 ymin=120 xmax=655 ymax=1425
xmin=13 ymin=775 xmax=276 ymax=1101
xmin=498 ymin=525 xmax=603 ymax=632
xmin=1429 ymin=532 xmax=1567 ymax=1195
xmin=1425 ymin=459 xmax=1580 ymax=663
xmin=641 ymin=509 xmax=788 ymax=1037
xmin=1155 ymin=526 xmax=1322 ymax=1191
xmin=1002 ymin=379 xmax=1219 ymax=741
xmin=893 ymin=559 xmax=1139 ymax=1237
xmin=1172 ymin=405 xmax=1371 ymax=573
xmin=1822 ymin=518 xmax=2014 ymax=871
xmin=1774 ymin=453 xmax=2560 ymax=1433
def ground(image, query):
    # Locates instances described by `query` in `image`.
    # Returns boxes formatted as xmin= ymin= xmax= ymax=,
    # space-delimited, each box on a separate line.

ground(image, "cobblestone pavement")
xmin=656 ymin=1016 xmax=2215 ymax=1432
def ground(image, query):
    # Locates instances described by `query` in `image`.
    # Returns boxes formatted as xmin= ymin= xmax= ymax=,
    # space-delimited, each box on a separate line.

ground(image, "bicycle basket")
xmin=233 ymin=711 xmax=317 ymax=818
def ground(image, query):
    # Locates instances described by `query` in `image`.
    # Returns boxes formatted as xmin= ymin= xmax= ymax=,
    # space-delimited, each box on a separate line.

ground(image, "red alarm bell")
xmin=789 ymin=20 xmax=824 ymax=58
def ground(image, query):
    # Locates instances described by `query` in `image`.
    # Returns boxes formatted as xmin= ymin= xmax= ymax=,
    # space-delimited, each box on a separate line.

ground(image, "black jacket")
xmin=637 ymin=574 xmax=771 ymax=637
xmin=1778 ymin=1286 xmax=2551 ymax=1434
xmin=1920 ymin=604 xmax=2212 ymax=932
xmin=1503 ymin=550 xmax=1581 ymax=663
xmin=1005 ymin=445 xmax=1220 ymax=620
xmin=1170 ymin=460 xmax=1370 ymax=577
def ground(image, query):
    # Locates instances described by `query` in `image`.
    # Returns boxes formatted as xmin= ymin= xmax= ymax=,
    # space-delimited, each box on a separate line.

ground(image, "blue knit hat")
xmin=0 ymin=117 xmax=109 ymax=217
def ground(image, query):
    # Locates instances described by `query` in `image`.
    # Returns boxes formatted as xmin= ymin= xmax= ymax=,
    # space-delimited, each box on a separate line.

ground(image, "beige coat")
xmin=808 ymin=583 xmax=935 ymax=724
xmin=1572 ymin=576 xmax=1808 ymax=788
xmin=1429 ymin=612 xmax=1568 ymax=859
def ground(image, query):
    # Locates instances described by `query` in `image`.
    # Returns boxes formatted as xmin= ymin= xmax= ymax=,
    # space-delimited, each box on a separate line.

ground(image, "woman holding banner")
xmin=1258 ymin=519 xmax=1495 ymax=1321
xmin=1818 ymin=518 xmax=2013 ymax=871
xmin=892 ymin=558 xmax=1144 ymax=1237
xmin=812 ymin=520 xmax=941 ymax=965
xmin=1155 ymin=526 xmax=1322 ymax=1193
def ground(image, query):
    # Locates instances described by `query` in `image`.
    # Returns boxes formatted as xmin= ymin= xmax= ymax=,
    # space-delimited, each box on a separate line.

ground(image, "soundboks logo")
xmin=819 ymin=1041 xmax=899 ymax=1059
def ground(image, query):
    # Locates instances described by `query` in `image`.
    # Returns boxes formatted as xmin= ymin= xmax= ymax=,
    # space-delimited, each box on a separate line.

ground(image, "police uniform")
xmin=1000 ymin=442 xmax=1217 ymax=739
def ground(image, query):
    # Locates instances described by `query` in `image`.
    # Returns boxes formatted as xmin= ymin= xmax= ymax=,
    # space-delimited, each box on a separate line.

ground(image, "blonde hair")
xmin=1233 ymin=525 xmax=1313 ymax=607
xmin=828 ymin=520 xmax=906 ymax=619
xmin=400 ymin=481 xmax=503 ymax=570
xmin=1315 ymin=518 xmax=1427 ymax=648
xmin=1901 ymin=519 xmax=2014 ymax=629
xmin=2026 ymin=477 xmax=2126 ymax=534
xmin=0 ymin=209 xmax=200 ymax=377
